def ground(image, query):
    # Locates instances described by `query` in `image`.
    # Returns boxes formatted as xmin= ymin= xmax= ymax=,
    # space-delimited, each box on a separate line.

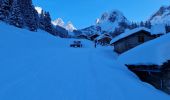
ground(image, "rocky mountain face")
xmin=79 ymin=10 xmax=131 ymax=37
xmin=77 ymin=6 xmax=170 ymax=38
xmin=149 ymin=6 xmax=170 ymax=25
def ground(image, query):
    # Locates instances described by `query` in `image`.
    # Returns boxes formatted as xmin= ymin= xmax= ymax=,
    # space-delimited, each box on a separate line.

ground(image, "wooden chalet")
xmin=110 ymin=27 xmax=159 ymax=54
xmin=89 ymin=33 xmax=100 ymax=41
xmin=96 ymin=34 xmax=112 ymax=46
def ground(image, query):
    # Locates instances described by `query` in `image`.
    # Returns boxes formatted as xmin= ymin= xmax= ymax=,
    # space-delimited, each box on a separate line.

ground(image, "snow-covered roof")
xmin=118 ymin=33 xmax=170 ymax=66
xmin=151 ymin=24 xmax=166 ymax=35
xmin=96 ymin=34 xmax=111 ymax=40
xmin=89 ymin=33 xmax=100 ymax=37
xmin=110 ymin=27 xmax=151 ymax=44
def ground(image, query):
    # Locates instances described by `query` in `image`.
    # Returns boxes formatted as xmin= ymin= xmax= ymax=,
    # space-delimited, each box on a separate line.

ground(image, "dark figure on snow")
xmin=94 ymin=40 xmax=97 ymax=48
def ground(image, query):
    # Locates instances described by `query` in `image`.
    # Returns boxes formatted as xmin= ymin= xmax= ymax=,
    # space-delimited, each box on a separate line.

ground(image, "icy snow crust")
xmin=0 ymin=22 xmax=169 ymax=100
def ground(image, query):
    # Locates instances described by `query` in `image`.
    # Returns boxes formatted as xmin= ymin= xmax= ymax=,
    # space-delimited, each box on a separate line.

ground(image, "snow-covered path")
xmin=0 ymin=48 xmax=169 ymax=100
xmin=0 ymin=23 xmax=169 ymax=100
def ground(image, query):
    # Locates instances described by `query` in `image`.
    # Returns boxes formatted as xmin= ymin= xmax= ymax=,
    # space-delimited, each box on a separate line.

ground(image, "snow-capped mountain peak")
xmin=97 ymin=10 xmax=129 ymax=33
xmin=98 ymin=10 xmax=127 ymax=24
xmin=95 ymin=18 xmax=100 ymax=24
xmin=79 ymin=10 xmax=130 ymax=36
xmin=52 ymin=18 xmax=65 ymax=27
xmin=52 ymin=18 xmax=76 ymax=32
xmin=149 ymin=5 xmax=170 ymax=25
xmin=35 ymin=6 xmax=43 ymax=14
xmin=65 ymin=21 xmax=77 ymax=32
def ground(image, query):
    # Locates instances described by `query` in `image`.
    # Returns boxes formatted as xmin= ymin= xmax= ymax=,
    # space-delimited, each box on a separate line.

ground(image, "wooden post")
xmin=160 ymin=79 xmax=163 ymax=89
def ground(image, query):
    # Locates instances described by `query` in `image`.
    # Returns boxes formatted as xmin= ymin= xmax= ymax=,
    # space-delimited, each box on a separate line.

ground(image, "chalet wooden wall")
xmin=114 ymin=31 xmax=156 ymax=54
xmin=127 ymin=60 xmax=170 ymax=94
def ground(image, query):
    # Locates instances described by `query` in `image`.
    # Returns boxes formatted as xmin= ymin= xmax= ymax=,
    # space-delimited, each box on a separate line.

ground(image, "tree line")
xmin=0 ymin=0 xmax=68 ymax=38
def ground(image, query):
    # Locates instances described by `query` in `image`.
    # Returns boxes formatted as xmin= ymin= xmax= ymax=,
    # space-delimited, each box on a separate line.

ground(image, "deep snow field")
xmin=0 ymin=22 xmax=169 ymax=100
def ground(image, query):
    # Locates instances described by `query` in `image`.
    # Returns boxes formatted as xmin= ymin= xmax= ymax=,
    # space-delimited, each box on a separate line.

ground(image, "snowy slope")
xmin=0 ymin=22 xmax=169 ymax=100
xmin=118 ymin=33 xmax=170 ymax=66
xmin=149 ymin=6 xmax=170 ymax=25
xmin=151 ymin=24 xmax=166 ymax=35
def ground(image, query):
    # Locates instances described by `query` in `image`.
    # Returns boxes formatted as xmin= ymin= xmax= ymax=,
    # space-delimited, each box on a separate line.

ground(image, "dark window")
xmin=138 ymin=36 xmax=144 ymax=43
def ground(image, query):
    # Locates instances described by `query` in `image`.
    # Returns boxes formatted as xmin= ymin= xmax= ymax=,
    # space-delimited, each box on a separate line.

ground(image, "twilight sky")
xmin=33 ymin=0 xmax=170 ymax=29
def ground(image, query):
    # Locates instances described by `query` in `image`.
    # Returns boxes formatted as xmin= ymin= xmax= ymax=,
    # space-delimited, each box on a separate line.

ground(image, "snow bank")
xmin=118 ymin=33 xmax=170 ymax=66
xmin=151 ymin=24 xmax=166 ymax=35
xmin=0 ymin=22 xmax=169 ymax=100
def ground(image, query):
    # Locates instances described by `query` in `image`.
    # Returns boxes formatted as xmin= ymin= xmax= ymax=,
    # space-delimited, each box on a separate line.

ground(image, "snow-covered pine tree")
xmin=0 ymin=0 xmax=12 ymax=20
xmin=140 ymin=21 xmax=144 ymax=27
xmin=144 ymin=21 xmax=151 ymax=29
xmin=24 ymin=5 xmax=38 ymax=31
xmin=0 ymin=0 xmax=2 ymax=7
xmin=8 ymin=0 xmax=23 ymax=28
xmin=19 ymin=0 xmax=38 ymax=31
xmin=43 ymin=11 xmax=53 ymax=34
xmin=39 ymin=10 xmax=45 ymax=30
xmin=129 ymin=22 xmax=138 ymax=29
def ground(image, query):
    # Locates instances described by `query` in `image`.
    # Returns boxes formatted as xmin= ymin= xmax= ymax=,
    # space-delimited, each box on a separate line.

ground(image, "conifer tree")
xmin=8 ymin=0 xmax=23 ymax=28
xmin=43 ymin=11 xmax=53 ymax=33
xmin=0 ymin=0 xmax=11 ymax=20
xmin=19 ymin=0 xmax=38 ymax=31
xmin=39 ymin=10 xmax=45 ymax=30
xmin=140 ymin=21 xmax=144 ymax=27
xmin=25 ymin=5 xmax=38 ymax=31
xmin=145 ymin=21 xmax=151 ymax=29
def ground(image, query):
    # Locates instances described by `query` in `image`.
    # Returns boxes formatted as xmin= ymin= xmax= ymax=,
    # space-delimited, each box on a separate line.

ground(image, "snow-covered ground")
xmin=0 ymin=22 xmax=169 ymax=100
xmin=118 ymin=33 xmax=170 ymax=66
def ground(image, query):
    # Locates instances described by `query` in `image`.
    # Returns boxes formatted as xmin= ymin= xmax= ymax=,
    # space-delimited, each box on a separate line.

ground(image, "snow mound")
xmin=151 ymin=24 xmax=166 ymax=35
xmin=0 ymin=22 xmax=169 ymax=100
xmin=118 ymin=33 xmax=170 ymax=66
